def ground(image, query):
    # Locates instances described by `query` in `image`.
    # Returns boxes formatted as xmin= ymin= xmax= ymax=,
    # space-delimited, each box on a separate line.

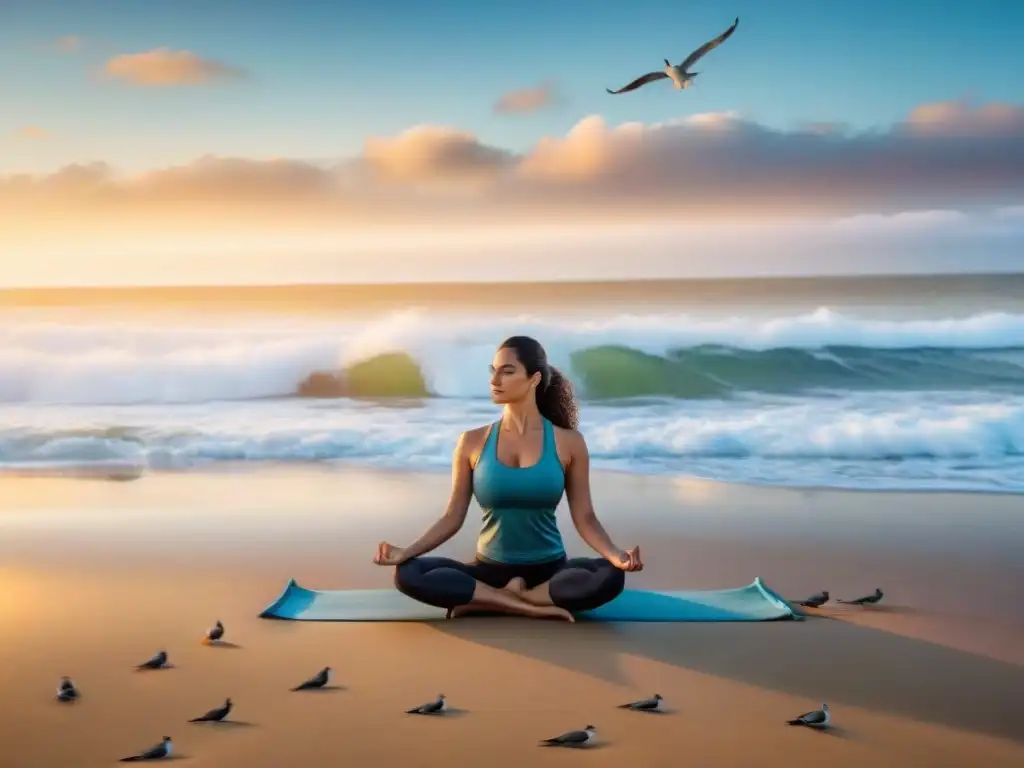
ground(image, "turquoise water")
xmin=3 ymin=274 xmax=1024 ymax=492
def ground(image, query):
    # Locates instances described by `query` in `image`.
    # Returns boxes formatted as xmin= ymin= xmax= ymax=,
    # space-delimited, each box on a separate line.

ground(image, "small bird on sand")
xmin=189 ymin=698 xmax=233 ymax=723
xmin=291 ymin=666 xmax=331 ymax=691
xmin=798 ymin=591 xmax=830 ymax=608
xmin=135 ymin=650 xmax=168 ymax=670
xmin=786 ymin=703 xmax=830 ymax=728
xmin=618 ymin=693 xmax=664 ymax=712
xmin=203 ymin=620 xmax=225 ymax=644
xmin=606 ymin=17 xmax=739 ymax=94
xmin=119 ymin=736 xmax=172 ymax=761
xmin=406 ymin=693 xmax=447 ymax=715
xmin=838 ymin=588 xmax=883 ymax=605
xmin=56 ymin=677 xmax=79 ymax=702
xmin=540 ymin=725 xmax=597 ymax=747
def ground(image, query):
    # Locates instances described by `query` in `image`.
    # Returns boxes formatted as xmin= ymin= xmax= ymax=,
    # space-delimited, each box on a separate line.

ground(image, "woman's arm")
xmin=563 ymin=430 xmax=625 ymax=563
xmin=396 ymin=431 xmax=475 ymax=561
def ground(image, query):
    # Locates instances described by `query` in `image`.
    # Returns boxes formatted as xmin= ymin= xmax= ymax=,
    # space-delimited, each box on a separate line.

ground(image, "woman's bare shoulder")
xmin=552 ymin=425 xmax=587 ymax=455
xmin=552 ymin=424 xmax=585 ymax=441
xmin=458 ymin=423 xmax=495 ymax=462
xmin=462 ymin=423 xmax=492 ymax=445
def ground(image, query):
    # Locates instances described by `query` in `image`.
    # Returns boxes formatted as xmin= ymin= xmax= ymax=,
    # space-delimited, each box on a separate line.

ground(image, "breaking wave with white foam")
xmin=3 ymin=308 xmax=1024 ymax=404
xmin=3 ymin=308 xmax=1024 ymax=491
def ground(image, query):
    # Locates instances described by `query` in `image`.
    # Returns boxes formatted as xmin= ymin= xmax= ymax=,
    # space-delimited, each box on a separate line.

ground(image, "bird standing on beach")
xmin=618 ymin=693 xmax=664 ymax=712
xmin=798 ymin=591 xmax=830 ymax=608
xmin=786 ymin=703 xmax=830 ymax=728
xmin=203 ymin=620 xmax=224 ymax=644
xmin=119 ymin=736 xmax=172 ymax=761
xmin=135 ymin=650 xmax=168 ymax=670
xmin=606 ymin=17 xmax=739 ymax=94
xmin=291 ymin=666 xmax=331 ymax=691
xmin=56 ymin=676 xmax=79 ymax=702
xmin=540 ymin=725 xmax=598 ymax=747
xmin=189 ymin=698 xmax=233 ymax=723
xmin=406 ymin=693 xmax=447 ymax=715
xmin=839 ymin=588 xmax=883 ymax=605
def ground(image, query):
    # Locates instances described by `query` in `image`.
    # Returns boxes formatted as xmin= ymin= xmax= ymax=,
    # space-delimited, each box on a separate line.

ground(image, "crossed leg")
xmin=394 ymin=557 xmax=574 ymax=621
xmin=503 ymin=557 xmax=626 ymax=613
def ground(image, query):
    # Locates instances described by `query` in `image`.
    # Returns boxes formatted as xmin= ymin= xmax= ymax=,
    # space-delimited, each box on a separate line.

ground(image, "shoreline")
xmin=3 ymin=459 xmax=1024 ymax=496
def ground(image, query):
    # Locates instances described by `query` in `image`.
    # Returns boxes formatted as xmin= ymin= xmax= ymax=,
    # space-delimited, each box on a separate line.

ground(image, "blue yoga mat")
xmin=258 ymin=577 xmax=801 ymax=622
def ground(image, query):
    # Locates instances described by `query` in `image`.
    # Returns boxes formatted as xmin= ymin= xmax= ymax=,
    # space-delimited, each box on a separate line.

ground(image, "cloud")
xmin=102 ymin=48 xmax=247 ymax=86
xmin=363 ymin=125 xmax=513 ymax=185
xmin=493 ymin=80 xmax=560 ymax=115
xmin=51 ymin=35 xmax=82 ymax=53
xmin=13 ymin=126 xmax=50 ymax=140
xmin=904 ymin=99 xmax=1024 ymax=137
xmin=3 ymin=98 xmax=1024 ymax=237
xmin=995 ymin=204 xmax=1024 ymax=219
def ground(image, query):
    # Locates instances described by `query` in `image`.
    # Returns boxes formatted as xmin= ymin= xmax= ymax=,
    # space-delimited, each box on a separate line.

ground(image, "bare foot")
xmin=448 ymin=602 xmax=574 ymax=622
xmin=531 ymin=605 xmax=575 ymax=622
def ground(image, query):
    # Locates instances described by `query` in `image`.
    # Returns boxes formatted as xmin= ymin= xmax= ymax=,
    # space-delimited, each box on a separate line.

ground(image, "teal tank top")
xmin=472 ymin=417 xmax=567 ymax=564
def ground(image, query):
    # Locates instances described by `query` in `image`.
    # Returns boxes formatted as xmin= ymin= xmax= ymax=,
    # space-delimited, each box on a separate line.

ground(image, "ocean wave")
xmin=3 ymin=395 xmax=1024 ymax=492
xmin=3 ymin=309 xmax=1024 ymax=404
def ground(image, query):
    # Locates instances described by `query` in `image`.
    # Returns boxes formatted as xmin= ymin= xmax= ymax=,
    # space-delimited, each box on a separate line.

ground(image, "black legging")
xmin=394 ymin=555 xmax=626 ymax=613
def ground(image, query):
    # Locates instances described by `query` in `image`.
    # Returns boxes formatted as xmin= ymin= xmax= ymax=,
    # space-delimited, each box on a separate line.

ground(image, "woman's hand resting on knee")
xmin=374 ymin=541 xmax=408 ymax=566
xmin=613 ymin=545 xmax=644 ymax=572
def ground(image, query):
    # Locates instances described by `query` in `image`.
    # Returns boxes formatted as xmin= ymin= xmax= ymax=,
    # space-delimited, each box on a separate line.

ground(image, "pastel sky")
xmin=2 ymin=0 xmax=1023 ymax=285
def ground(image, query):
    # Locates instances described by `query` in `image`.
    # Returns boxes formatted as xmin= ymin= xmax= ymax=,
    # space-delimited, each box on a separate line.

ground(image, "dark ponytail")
xmin=536 ymin=364 xmax=579 ymax=430
xmin=499 ymin=336 xmax=580 ymax=431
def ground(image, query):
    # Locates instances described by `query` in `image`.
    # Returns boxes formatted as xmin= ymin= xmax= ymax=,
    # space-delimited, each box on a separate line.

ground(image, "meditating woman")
xmin=373 ymin=335 xmax=643 ymax=621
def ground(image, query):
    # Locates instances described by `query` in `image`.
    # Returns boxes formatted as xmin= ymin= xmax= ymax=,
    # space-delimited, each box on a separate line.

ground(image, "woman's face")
xmin=489 ymin=347 xmax=540 ymax=404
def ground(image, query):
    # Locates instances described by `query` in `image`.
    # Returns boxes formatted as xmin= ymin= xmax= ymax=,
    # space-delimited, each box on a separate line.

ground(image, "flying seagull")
xmin=56 ymin=677 xmax=79 ymax=702
xmin=119 ymin=736 xmax=173 ymax=761
xmin=406 ymin=693 xmax=447 ymax=715
xmin=606 ymin=17 xmax=739 ymax=95
xmin=540 ymin=724 xmax=597 ymax=747
xmin=786 ymin=703 xmax=831 ymax=728
xmin=838 ymin=588 xmax=883 ymax=605
xmin=798 ymin=591 xmax=830 ymax=608
xmin=203 ymin=620 xmax=224 ymax=643
xmin=135 ymin=650 xmax=168 ymax=670
xmin=291 ymin=666 xmax=331 ymax=691
xmin=618 ymin=693 xmax=664 ymax=712
xmin=189 ymin=698 xmax=233 ymax=723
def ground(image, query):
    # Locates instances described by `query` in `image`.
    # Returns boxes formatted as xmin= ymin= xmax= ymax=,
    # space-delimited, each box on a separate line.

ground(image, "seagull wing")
xmin=543 ymin=729 xmax=589 ymax=744
xmin=408 ymin=698 xmax=443 ymax=714
xmin=139 ymin=651 xmax=166 ymax=668
xmin=139 ymin=742 xmax=168 ymax=759
xmin=678 ymin=17 xmax=739 ymax=72
xmin=190 ymin=705 xmax=226 ymax=721
xmin=632 ymin=696 xmax=660 ymax=710
xmin=292 ymin=671 xmax=326 ymax=690
xmin=120 ymin=741 xmax=167 ymax=761
xmin=606 ymin=71 xmax=669 ymax=94
xmin=798 ymin=709 xmax=827 ymax=724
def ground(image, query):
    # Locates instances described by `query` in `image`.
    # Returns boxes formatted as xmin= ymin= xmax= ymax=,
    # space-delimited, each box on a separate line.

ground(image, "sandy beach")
xmin=1 ymin=467 xmax=1022 ymax=767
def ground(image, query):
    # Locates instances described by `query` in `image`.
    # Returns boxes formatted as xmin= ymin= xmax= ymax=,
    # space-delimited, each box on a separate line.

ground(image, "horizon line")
xmin=2 ymin=269 xmax=1023 ymax=298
